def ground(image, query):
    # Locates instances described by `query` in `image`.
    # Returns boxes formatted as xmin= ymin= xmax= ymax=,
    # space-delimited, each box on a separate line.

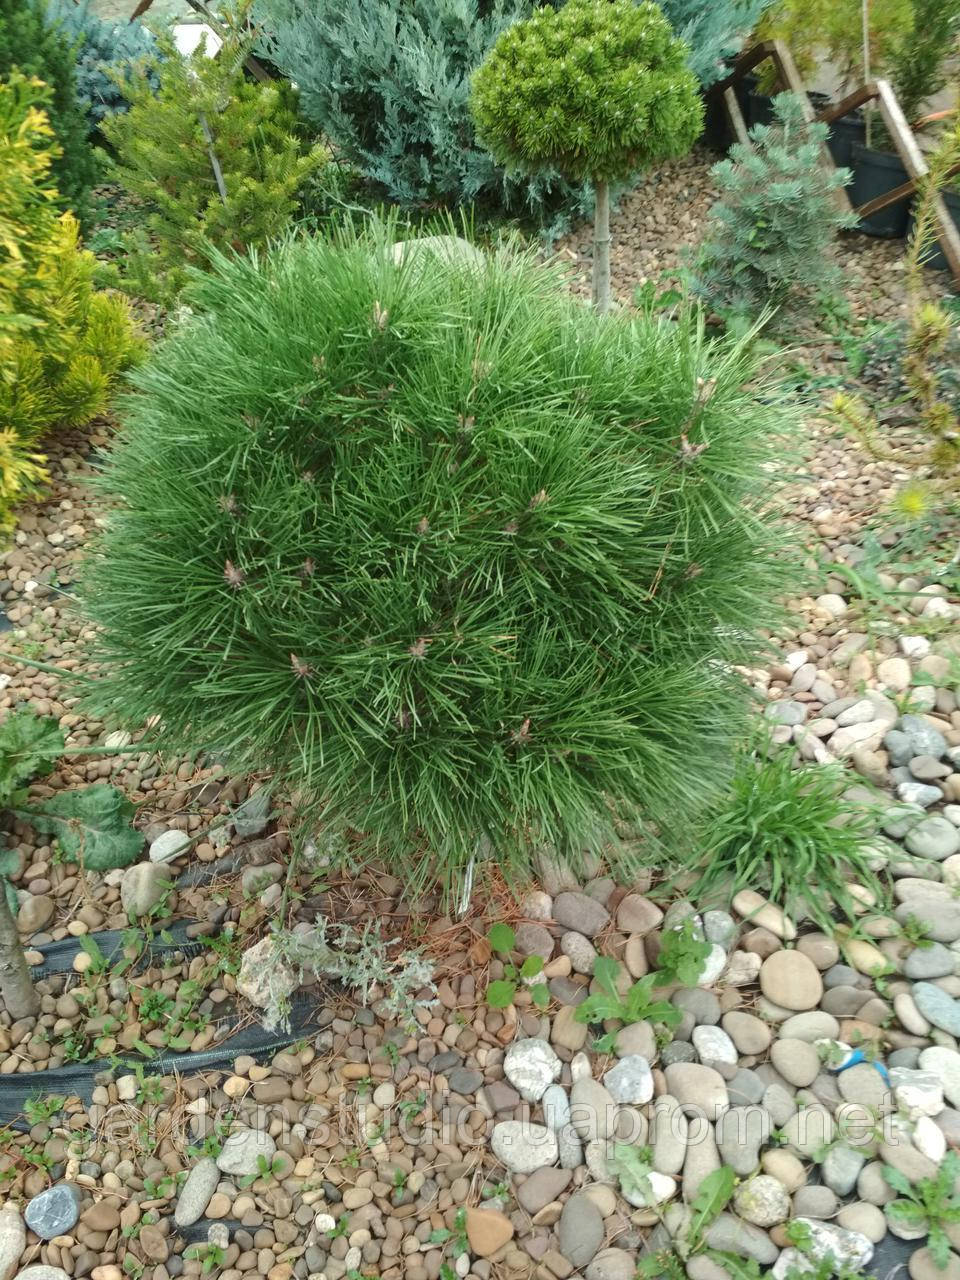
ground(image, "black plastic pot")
xmin=849 ymin=141 xmax=911 ymax=238
xmin=701 ymin=72 xmax=754 ymax=152
xmin=907 ymin=188 xmax=960 ymax=271
xmin=826 ymin=111 xmax=866 ymax=173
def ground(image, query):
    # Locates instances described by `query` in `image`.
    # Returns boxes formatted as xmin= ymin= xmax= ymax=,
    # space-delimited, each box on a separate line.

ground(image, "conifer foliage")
xmin=470 ymin=0 xmax=702 ymax=311
xmin=0 ymin=72 xmax=142 ymax=534
xmin=0 ymin=0 xmax=97 ymax=218
xmin=46 ymin=0 xmax=162 ymax=133
xmin=693 ymin=93 xmax=857 ymax=323
xmin=254 ymin=0 xmax=591 ymax=223
xmin=102 ymin=3 xmax=326 ymax=304
xmin=82 ymin=225 xmax=794 ymax=895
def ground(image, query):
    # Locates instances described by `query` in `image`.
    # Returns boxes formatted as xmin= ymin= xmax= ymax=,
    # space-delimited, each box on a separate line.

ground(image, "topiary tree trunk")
xmin=591 ymin=179 xmax=611 ymax=314
xmin=0 ymin=890 xmax=38 ymax=1019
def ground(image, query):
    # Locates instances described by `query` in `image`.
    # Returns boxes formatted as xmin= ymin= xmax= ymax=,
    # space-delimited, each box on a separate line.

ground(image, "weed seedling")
xmin=485 ymin=923 xmax=549 ymax=1010
xmin=654 ymin=917 xmax=711 ymax=987
xmin=22 ymin=1093 xmax=66 ymax=1125
xmin=574 ymin=957 xmax=681 ymax=1032
xmin=885 ymin=1151 xmax=960 ymax=1265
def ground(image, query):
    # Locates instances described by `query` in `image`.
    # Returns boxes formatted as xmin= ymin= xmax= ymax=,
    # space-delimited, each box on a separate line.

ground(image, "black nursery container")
xmin=907 ymin=189 xmax=960 ymax=271
xmin=826 ymin=111 xmax=866 ymax=172
xmin=849 ymin=141 xmax=911 ymax=238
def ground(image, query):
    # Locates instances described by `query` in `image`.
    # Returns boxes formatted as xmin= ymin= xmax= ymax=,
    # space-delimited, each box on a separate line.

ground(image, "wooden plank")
xmin=768 ymin=38 xmax=852 ymax=213
xmin=767 ymin=39 xmax=810 ymax=114
xmin=872 ymin=79 xmax=960 ymax=282
xmin=815 ymin=83 xmax=878 ymax=125
xmin=723 ymin=87 xmax=751 ymax=146
xmin=854 ymin=161 xmax=960 ymax=219
xmin=708 ymin=42 xmax=775 ymax=97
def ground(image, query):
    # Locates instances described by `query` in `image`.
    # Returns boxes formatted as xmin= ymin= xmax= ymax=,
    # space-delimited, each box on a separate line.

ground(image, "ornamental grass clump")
xmin=684 ymin=740 xmax=885 ymax=932
xmin=470 ymin=0 xmax=703 ymax=312
xmin=82 ymin=223 xmax=796 ymax=897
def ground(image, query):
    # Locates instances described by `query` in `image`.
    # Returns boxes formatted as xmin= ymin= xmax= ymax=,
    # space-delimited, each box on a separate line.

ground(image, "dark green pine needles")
xmin=83 ymin=226 xmax=795 ymax=895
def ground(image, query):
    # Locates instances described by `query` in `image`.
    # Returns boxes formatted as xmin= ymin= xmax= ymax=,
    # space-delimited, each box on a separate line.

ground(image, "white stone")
xmin=923 ymin=596 xmax=956 ymax=619
xmin=816 ymin=594 xmax=847 ymax=618
xmin=890 ymin=1067 xmax=943 ymax=1117
xmin=919 ymin=1046 xmax=960 ymax=1108
xmin=830 ymin=720 xmax=888 ymax=757
xmin=877 ymin=657 xmax=912 ymax=692
xmin=503 ymin=1038 xmax=561 ymax=1102
xmin=771 ymin=1220 xmax=873 ymax=1279
xmin=103 ymin=729 xmax=132 ymax=749
xmin=570 ymin=1051 xmax=592 ymax=1082
xmin=836 ymin=698 xmax=880 ymax=727
xmin=619 ymin=1168 xmax=678 ymax=1210
xmin=692 ymin=1026 xmax=738 ymax=1066
xmin=731 ymin=890 xmax=796 ymax=939
xmin=724 ymin=950 xmax=763 ymax=986
xmin=604 ymin=1055 xmax=653 ymax=1104
xmin=697 ymin=944 xmax=727 ymax=985
xmin=148 ymin=829 xmax=192 ymax=863
xmin=900 ymin=636 xmax=931 ymax=658
xmin=236 ymin=936 xmax=298 ymax=1013
xmin=785 ymin=649 xmax=809 ymax=672
xmin=216 ymin=1128 xmax=276 ymax=1176
xmin=912 ymin=1114 xmax=947 ymax=1163
xmin=0 ymin=1205 xmax=25 ymax=1280
xmin=490 ymin=1121 xmax=558 ymax=1173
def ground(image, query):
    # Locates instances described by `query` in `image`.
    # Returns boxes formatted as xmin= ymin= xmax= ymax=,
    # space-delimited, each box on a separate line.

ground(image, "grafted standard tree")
xmin=470 ymin=0 xmax=703 ymax=312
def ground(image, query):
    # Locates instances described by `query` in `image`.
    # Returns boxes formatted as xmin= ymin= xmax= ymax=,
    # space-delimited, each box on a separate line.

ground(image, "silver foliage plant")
xmin=263 ymin=918 xmax=438 ymax=1033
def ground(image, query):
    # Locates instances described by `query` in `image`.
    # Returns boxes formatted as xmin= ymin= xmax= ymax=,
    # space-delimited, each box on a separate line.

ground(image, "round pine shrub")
xmin=82 ymin=227 xmax=795 ymax=894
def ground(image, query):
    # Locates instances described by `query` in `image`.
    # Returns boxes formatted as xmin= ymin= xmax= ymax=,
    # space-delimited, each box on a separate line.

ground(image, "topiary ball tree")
xmin=470 ymin=0 xmax=703 ymax=313
xmin=81 ymin=226 xmax=794 ymax=901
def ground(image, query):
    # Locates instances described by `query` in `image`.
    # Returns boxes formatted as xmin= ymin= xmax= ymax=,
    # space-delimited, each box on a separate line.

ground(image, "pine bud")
xmin=223 ymin=559 xmax=245 ymax=589
xmin=290 ymin=653 xmax=312 ymax=678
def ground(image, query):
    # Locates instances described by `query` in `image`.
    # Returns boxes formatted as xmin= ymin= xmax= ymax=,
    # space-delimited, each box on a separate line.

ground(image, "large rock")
xmin=464 ymin=1208 xmax=514 ymax=1258
xmin=174 ymin=1158 xmax=219 ymax=1228
xmin=759 ymin=950 xmax=823 ymax=1010
xmin=23 ymin=1186 xmax=79 ymax=1240
xmin=215 ymin=1128 xmax=276 ymax=1176
xmin=557 ymin=1193 xmax=604 ymax=1268
xmin=148 ymin=829 xmax=191 ymax=863
xmin=604 ymin=1055 xmax=653 ymax=1105
xmin=552 ymin=892 xmax=610 ymax=937
xmin=771 ymin=1220 xmax=872 ymax=1279
xmin=703 ymin=1214 xmax=779 ymax=1265
xmin=16 ymin=894 xmax=54 ymax=934
xmin=490 ymin=1121 xmax=558 ymax=1173
xmin=651 ymin=1095 xmax=687 ymax=1175
xmin=716 ymin=1106 xmax=768 ymax=1176
xmin=236 ymin=936 xmax=298 ymax=1013
xmin=120 ymin=862 xmax=175 ymax=920
xmin=895 ymin=900 xmax=960 ymax=943
xmin=733 ymin=1175 xmax=790 ymax=1227
xmin=570 ymin=1079 xmax=617 ymax=1141
xmin=913 ymin=981 xmax=960 ymax=1034
xmin=504 ymin=1038 xmax=561 ymax=1102
xmin=919 ymin=1046 xmax=960 ymax=1108
xmin=664 ymin=1063 xmax=729 ymax=1120
xmin=0 ymin=1205 xmax=25 ymax=1280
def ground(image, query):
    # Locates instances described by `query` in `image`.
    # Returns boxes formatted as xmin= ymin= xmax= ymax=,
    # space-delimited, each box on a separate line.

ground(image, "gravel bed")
xmin=3 ymin=149 xmax=960 ymax=1280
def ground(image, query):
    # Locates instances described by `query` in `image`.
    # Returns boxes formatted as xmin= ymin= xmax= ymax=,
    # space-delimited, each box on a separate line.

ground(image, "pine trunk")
xmin=0 ymin=887 xmax=38 ymax=1019
xmin=591 ymin=179 xmax=611 ymax=315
